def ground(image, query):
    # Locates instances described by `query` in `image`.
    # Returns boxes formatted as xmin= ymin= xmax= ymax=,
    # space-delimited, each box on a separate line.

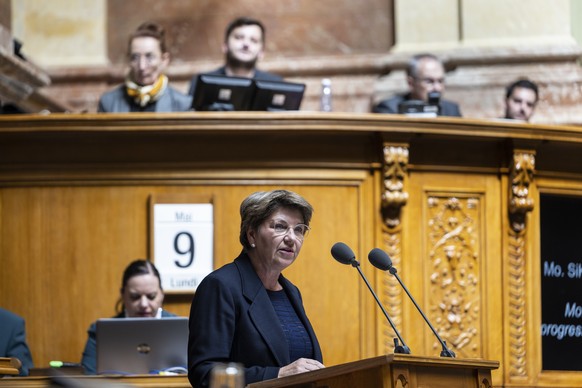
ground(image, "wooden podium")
xmin=248 ymin=354 xmax=499 ymax=388
xmin=0 ymin=354 xmax=499 ymax=388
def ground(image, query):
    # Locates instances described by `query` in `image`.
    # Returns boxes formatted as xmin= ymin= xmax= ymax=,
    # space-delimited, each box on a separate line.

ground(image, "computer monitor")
xmin=397 ymin=100 xmax=438 ymax=117
xmin=192 ymin=74 xmax=255 ymax=111
xmin=397 ymin=92 xmax=441 ymax=117
xmin=250 ymin=80 xmax=306 ymax=111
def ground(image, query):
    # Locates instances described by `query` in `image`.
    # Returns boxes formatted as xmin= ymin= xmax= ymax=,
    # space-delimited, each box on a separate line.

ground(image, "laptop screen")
xmin=96 ymin=317 xmax=188 ymax=375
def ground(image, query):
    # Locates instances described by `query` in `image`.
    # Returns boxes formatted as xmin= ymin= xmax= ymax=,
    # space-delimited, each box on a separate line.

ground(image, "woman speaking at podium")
xmin=188 ymin=190 xmax=325 ymax=387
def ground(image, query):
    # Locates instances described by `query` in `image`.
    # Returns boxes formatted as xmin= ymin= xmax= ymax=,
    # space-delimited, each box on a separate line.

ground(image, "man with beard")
xmin=503 ymin=78 xmax=539 ymax=122
xmin=188 ymin=17 xmax=282 ymax=99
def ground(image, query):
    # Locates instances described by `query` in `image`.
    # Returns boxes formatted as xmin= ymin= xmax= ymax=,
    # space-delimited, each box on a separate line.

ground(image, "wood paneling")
xmin=404 ymin=172 xmax=503 ymax=364
xmin=1 ymin=112 xmax=582 ymax=387
xmin=0 ymin=181 xmax=375 ymax=368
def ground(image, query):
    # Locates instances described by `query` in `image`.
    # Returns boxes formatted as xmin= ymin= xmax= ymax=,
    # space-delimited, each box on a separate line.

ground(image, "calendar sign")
xmin=152 ymin=203 xmax=213 ymax=293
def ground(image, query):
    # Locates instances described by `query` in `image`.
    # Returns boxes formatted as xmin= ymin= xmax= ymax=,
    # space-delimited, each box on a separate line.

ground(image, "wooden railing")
xmin=1 ymin=112 xmax=581 ymax=388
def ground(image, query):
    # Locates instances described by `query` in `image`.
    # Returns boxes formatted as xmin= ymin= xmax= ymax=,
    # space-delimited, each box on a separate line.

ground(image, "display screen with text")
xmin=540 ymin=193 xmax=582 ymax=371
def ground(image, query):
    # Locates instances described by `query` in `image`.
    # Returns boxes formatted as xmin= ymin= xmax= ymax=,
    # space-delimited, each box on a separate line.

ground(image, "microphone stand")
xmin=388 ymin=267 xmax=455 ymax=357
xmin=351 ymin=260 xmax=411 ymax=354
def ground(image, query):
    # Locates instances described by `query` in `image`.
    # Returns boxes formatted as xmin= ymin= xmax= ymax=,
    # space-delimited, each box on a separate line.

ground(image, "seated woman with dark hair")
xmin=80 ymin=259 xmax=175 ymax=374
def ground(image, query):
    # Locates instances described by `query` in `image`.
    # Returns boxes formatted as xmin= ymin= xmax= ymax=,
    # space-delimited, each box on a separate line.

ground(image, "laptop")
xmin=96 ymin=317 xmax=188 ymax=375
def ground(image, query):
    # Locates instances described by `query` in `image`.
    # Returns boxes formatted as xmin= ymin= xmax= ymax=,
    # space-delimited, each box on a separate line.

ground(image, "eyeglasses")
xmin=415 ymin=77 xmax=445 ymax=86
xmin=270 ymin=221 xmax=310 ymax=240
xmin=129 ymin=53 xmax=159 ymax=65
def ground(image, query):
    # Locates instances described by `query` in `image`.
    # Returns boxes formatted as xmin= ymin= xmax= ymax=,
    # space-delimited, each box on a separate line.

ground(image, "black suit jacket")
xmin=188 ymin=66 xmax=283 ymax=96
xmin=372 ymin=93 xmax=462 ymax=117
xmin=188 ymin=252 xmax=323 ymax=388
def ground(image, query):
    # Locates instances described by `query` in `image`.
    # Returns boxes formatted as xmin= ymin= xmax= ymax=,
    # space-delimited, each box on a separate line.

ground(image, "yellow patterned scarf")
xmin=125 ymin=75 xmax=168 ymax=107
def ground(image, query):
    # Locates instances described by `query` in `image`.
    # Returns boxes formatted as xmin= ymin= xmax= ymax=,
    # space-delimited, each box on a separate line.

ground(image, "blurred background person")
xmin=81 ymin=259 xmax=175 ymax=374
xmin=373 ymin=53 xmax=462 ymax=117
xmin=188 ymin=190 xmax=324 ymax=387
xmin=98 ymin=22 xmax=192 ymax=113
xmin=504 ymin=79 xmax=539 ymax=122
xmin=0 ymin=307 xmax=34 ymax=376
xmin=188 ymin=17 xmax=282 ymax=96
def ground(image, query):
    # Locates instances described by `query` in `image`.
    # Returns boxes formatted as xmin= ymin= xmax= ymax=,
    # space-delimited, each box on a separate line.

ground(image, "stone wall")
xmin=5 ymin=0 xmax=582 ymax=124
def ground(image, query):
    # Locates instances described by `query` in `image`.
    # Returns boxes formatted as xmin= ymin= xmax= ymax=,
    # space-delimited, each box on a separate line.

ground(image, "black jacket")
xmin=188 ymin=252 xmax=323 ymax=387
xmin=373 ymin=93 xmax=462 ymax=117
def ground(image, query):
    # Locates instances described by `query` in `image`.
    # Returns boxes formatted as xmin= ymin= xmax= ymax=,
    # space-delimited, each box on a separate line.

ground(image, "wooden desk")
xmin=0 ymin=355 xmax=498 ymax=388
xmin=0 ymin=374 xmax=190 ymax=387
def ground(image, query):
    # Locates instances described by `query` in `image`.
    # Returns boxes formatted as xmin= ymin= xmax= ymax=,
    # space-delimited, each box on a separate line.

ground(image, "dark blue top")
xmin=267 ymin=289 xmax=314 ymax=362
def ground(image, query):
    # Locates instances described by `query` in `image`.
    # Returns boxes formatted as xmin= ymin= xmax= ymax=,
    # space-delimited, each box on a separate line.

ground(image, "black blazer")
xmin=188 ymin=252 xmax=323 ymax=388
xmin=372 ymin=93 xmax=462 ymax=117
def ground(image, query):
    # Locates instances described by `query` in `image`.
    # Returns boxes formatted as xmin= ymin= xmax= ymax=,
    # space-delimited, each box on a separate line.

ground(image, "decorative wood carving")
xmin=381 ymin=143 xmax=409 ymax=229
xmin=508 ymin=150 xmax=535 ymax=233
xmin=395 ymin=373 xmax=408 ymax=388
xmin=427 ymin=196 xmax=481 ymax=358
xmin=480 ymin=376 xmax=493 ymax=388
xmin=507 ymin=150 xmax=535 ymax=378
xmin=508 ymin=227 xmax=527 ymax=378
xmin=381 ymin=225 xmax=404 ymax=352
xmin=380 ymin=143 xmax=409 ymax=352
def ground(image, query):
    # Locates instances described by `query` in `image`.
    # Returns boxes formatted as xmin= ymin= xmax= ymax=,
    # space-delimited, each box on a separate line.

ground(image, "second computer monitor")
xmin=250 ymin=80 xmax=306 ymax=111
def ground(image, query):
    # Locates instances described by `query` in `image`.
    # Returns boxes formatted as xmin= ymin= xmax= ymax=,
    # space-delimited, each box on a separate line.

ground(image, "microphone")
xmin=331 ymin=242 xmax=411 ymax=354
xmin=427 ymin=91 xmax=442 ymax=115
xmin=368 ymin=248 xmax=456 ymax=358
xmin=427 ymin=91 xmax=441 ymax=106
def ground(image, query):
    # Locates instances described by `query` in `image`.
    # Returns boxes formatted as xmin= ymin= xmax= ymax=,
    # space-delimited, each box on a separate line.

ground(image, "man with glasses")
xmin=373 ymin=53 xmax=462 ymax=117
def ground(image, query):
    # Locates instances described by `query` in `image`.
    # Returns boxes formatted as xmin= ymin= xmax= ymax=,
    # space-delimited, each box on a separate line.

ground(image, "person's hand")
xmin=278 ymin=358 xmax=325 ymax=378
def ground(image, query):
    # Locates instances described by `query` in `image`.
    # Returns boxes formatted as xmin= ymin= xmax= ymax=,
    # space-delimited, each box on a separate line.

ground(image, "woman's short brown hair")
xmin=239 ymin=190 xmax=313 ymax=250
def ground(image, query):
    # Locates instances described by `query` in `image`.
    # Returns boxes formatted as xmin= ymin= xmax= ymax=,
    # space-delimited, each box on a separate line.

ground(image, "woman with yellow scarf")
xmin=98 ymin=22 xmax=192 ymax=112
